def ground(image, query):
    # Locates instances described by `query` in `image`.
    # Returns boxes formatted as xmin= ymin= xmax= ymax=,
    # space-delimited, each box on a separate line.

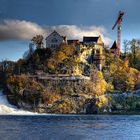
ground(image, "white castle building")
xmin=45 ymin=30 xmax=66 ymax=49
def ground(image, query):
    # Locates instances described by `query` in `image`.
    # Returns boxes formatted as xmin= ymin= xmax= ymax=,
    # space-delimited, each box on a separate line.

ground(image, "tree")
xmin=123 ymin=40 xmax=129 ymax=58
xmin=55 ymin=51 xmax=67 ymax=62
xmin=128 ymin=39 xmax=140 ymax=70
xmin=31 ymin=35 xmax=44 ymax=49
xmin=130 ymin=39 xmax=137 ymax=66
xmin=110 ymin=59 xmax=140 ymax=91
xmin=90 ymin=67 xmax=108 ymax=96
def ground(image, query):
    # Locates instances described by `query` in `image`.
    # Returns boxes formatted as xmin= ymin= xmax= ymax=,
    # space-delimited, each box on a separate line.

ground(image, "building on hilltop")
xmin=45 ymin=31 xmax=105 ymax=71
xmin=82 ymin=36 xmax=105 ymax=70
xmin=110 ymin=41 xmax=118 ymax=55
xmin=67 ymin=40 xmax=79 ymax=45
xmin=83 ymin=36 xmax=100 ymax=45
xmin=45 ymin=30 xmax=67 ymax=49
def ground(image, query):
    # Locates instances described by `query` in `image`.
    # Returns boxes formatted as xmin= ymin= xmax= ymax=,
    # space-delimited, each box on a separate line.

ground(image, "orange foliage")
xmin=110 ymin=59 xmax=140 ymax=91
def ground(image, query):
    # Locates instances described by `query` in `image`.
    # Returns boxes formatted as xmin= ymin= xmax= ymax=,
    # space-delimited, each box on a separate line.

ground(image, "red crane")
xmin=112 ymin=11 xmax=124 ymax=56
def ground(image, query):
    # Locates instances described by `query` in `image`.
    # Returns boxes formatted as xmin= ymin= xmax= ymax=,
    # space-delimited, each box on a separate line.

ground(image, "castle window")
xmin=51 ymin=38 xmax=58 ymax=43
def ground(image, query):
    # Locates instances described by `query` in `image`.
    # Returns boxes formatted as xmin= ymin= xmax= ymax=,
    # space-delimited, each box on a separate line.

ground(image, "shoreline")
xmin=1 ymin=87 xmax=140 ymax=115
xmin=1 ymin=113 xmax=140 ymax=116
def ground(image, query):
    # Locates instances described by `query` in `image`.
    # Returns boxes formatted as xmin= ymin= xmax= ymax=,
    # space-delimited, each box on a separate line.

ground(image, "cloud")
xmin=48 ymin=25 xmax=112 ymax=45
xmin=0 ymin=20 xmax=112 ymax=45
xmin=0 ymin=20 xmax=45 ymax=40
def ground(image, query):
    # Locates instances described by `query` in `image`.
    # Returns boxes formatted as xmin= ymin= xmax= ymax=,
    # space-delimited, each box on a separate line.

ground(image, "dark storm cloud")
xmin=0 ymin=20 xmax=45 ymax=40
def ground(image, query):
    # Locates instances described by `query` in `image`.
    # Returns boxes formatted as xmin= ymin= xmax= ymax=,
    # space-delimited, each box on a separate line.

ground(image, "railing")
xmin=15 ymin=74 xmax=90 ymax=81
xmin=38 ymin=75 xmax=90 ymax=80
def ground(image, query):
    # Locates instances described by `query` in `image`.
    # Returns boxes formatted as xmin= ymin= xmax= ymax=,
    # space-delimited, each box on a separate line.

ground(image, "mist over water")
xmin=0 ymin=90 xmax=36 ymax=115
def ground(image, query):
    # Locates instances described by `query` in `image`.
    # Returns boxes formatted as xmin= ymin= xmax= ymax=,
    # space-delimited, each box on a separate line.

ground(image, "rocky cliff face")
xmin=6 ymin=84 xmax=109 ymax=114
xmin=5 ymin=69 xmax=110 ymax=114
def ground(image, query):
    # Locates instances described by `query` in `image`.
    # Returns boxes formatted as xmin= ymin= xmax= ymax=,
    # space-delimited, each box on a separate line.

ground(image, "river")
xmin=0 ymin=91 xmax=140 ymax=140
xmin=0 ymin=115 xmax=140 ymax=140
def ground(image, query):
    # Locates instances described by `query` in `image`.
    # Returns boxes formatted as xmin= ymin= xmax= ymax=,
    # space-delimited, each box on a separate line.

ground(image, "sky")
xmin=0 ymin=0 xmax=140 ymax=61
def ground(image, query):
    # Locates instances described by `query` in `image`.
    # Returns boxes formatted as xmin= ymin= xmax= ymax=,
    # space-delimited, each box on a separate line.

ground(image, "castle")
xmin=45 ymin=31 xmax=104 ymax=71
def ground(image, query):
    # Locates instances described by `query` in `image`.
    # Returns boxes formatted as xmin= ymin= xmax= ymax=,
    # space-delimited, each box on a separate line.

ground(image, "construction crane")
xmin=112 ymin=11 xmax=124 ymax=56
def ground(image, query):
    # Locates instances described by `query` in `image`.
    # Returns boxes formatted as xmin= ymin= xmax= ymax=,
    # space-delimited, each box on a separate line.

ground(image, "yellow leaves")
xmin=42 ymin=92 xmax=61 ymax=105
xmin=97 ymin=71 xmax=104 ymax=79
xmin=96 ymin=96 xmax=108 ymax=108
xmin=7 ymin=75 xmax=44 ymax=94
xmin=47 ymin=58 xmax=57 ymax=70
xmin=7 ymin=76 xmax=14 ymax=85
xmin=95 ymin=80 xmax=108 ymax=96
xmin=59 ymin=44 xmax=75 ymax=56
xmin=7 ymin=75 xmax=29 ymax=93
xmin=74 ymin=56 xmax=81 ymax=64
xmin=130 ymin=68 xmax=139 ymax=77
xmin=110 ymin=63 xmax=118 ymax=75
xmin=106 ymin=83 xmax=114 ymax=92
xmin=47 ymin=44 xmax=74 ymax=68
xmin=72 ymin=65 xmax=82 ymax=76
xmin=124 ymin=59 xmax=129 ymax=67
xmin=109 ymin=59 xmax=140 ymax=91
xmin=90 ymin=68 xmax=108 ymax=96
xmin=46 ymin=43 xmax=81 ymax=73
xmin=7 ymin=74 xmax=28 ymax=87
xmin=55 ymin=51 xmax=67 ymax=62
xmin=54 ymin=44 xmax=76 ymax=63
xmin=55 ymin=99 xmax=72 ymax=114
xmin=110 ymin=59 xmax=129 ymax=75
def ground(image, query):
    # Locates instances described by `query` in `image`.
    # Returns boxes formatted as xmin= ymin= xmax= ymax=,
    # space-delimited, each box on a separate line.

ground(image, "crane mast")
xmin=112 ymin=11 xmax=124 ymax=57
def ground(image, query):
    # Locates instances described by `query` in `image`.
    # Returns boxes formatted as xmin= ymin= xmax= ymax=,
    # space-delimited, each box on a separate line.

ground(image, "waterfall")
xmin=0 ymin=90 xmax=37 ymax=115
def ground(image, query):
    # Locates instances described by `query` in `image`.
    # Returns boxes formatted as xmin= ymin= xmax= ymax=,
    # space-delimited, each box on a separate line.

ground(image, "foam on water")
xmin=0 ymin=90 xmax=37 ymax=115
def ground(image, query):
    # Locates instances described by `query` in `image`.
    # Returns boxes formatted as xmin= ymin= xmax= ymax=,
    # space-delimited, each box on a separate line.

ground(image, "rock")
xmin=18 ymin=101 xmax=32 ymax=110
xmin=85 ymin=98 xmax=98 ymax=114
xmin=103 ymin=109 xmax=107 ymax=112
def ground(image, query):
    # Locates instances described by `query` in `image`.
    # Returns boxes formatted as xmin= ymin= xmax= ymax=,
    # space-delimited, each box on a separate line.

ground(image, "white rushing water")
xmin=0 ymin=90 xmax=37 ymax=115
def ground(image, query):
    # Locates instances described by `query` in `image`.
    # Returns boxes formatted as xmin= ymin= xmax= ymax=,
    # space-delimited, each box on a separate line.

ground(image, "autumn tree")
xmin=31 ymin=35 xmax=44 ymax=49
xmin=110 ymin=59 xmax=140 ymax=91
